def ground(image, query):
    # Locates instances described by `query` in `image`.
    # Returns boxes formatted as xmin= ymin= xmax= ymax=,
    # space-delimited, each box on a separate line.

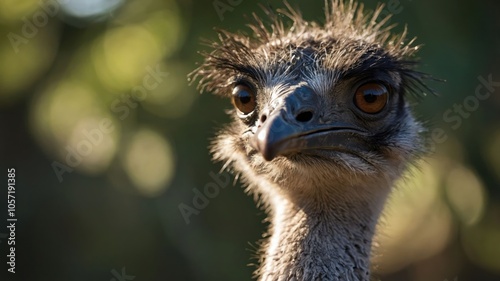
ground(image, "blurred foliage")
xmin=0 ymin=0 xmax=499 ymax=280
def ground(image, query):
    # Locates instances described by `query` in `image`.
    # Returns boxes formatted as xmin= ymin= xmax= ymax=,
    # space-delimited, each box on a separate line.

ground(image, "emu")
xmin=191 ymin=1 xmax=430 ymax=280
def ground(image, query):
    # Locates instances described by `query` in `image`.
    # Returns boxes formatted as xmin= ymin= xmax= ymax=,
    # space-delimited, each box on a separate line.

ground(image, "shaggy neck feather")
xmin=258 ymin=183 xmax=389 ymax=281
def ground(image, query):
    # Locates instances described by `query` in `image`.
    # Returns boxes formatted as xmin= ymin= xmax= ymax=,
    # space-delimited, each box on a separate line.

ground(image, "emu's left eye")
xmin=354 ymin=83 xmax=389 ymax=114
xmin=232 ymin=84 xmax=257 ymax=115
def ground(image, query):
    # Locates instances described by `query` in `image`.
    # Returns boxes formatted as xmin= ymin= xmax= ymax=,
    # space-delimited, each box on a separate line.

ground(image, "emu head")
xmin=190 ymin=1 xmax=430 ymax=208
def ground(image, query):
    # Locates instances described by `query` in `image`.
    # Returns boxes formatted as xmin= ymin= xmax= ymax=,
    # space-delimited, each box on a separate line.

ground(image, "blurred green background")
xmin=0 ymin=0 xmax=499 ymax=280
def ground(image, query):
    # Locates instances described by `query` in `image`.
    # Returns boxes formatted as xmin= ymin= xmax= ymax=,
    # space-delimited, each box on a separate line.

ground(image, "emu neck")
xmin=259 ymin=186 xmax=388 ymax=281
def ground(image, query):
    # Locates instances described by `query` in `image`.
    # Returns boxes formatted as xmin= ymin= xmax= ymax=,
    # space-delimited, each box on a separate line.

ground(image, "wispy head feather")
xmin=189 ymin=0 xmax=432 ymax=98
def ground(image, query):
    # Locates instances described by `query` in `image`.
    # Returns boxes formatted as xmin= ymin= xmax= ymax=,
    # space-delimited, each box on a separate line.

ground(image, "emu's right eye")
xmin=232 ymin=84 xmax=257 ymax=115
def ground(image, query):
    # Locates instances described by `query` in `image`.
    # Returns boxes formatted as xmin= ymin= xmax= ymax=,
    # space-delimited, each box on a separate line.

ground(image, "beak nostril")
xmin=295 ymin=111 xmax=313 ymax=122
xmin=260 ymin=114 xmax=267 ymax=123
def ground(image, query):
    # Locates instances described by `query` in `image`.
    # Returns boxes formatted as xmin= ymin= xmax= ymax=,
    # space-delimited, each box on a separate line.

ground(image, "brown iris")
xmin=354 ymin=83 xmax=389 ymax=114
xmin=232 ymin=84 xmax=257 ymax=115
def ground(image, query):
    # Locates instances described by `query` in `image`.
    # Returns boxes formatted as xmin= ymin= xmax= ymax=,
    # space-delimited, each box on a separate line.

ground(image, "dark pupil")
xmin=363 ymin=91 xmax=380 ymax=103
xmin=239 ymin=92 xmax=251 ymax=104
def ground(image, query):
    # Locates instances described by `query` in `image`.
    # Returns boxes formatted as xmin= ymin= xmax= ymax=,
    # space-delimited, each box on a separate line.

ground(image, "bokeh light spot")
xmin=141 ymin=9 xmax=184 ymax=57
xmin=92 ymin=25 xmax=161 ymax=91
xmin=59 ymin=0 xmax=123 ymax=19
xmin=123 ymin=129 xmax=175 ymax=196
xmin=445 ymin=165 xmax=486 ymax=226
xmin=31 ymin=79 xmax=119 ymax=175
xmin=66 ymin=117 xmax=118 ymax=174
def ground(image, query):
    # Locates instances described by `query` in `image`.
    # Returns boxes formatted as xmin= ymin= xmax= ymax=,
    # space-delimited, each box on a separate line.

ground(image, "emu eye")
xmin=354 ymin=83 xmax=389 ymax=114
xmin=232 ymin=84 xmax=256 ymax=115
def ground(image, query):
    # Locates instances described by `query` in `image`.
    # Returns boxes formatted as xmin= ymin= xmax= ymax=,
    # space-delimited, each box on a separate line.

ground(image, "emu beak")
xmin=253 ymin=112 xmax=306 ymax=161
xmin=251 ymin=87 xmax=366 ymax=161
